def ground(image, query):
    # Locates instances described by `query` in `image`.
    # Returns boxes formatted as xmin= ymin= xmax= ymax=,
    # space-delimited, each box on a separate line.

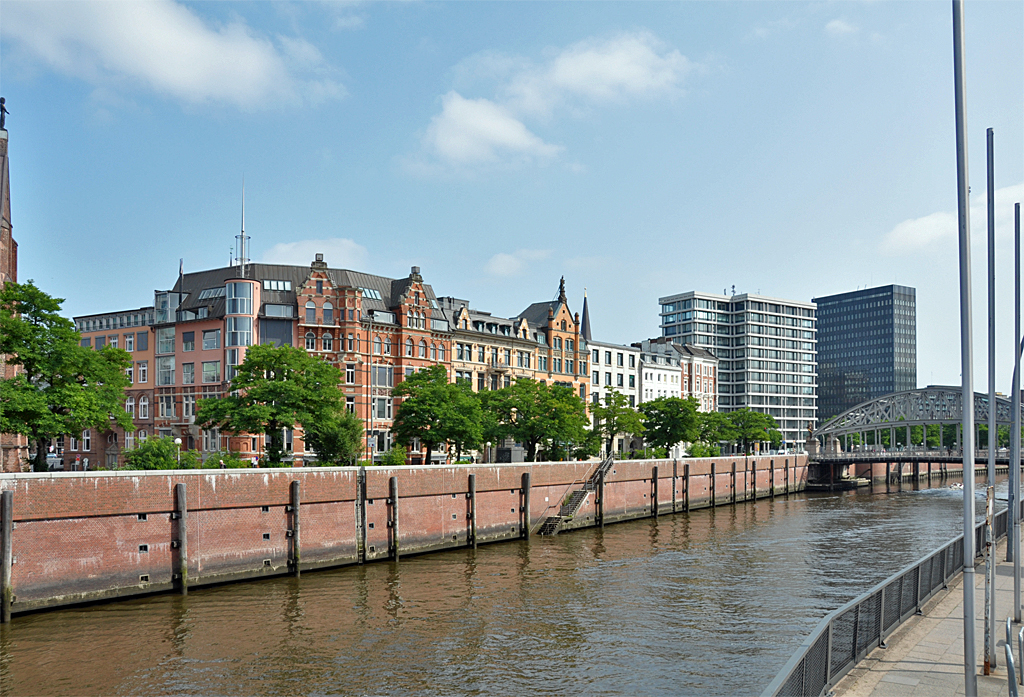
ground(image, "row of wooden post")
xmin=0 ymin=460 xmax=796 ymax=620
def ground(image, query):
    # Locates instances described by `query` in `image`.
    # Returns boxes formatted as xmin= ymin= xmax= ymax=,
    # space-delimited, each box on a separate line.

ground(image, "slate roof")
xmin=172 ymin=262 xmax=440 ymax=317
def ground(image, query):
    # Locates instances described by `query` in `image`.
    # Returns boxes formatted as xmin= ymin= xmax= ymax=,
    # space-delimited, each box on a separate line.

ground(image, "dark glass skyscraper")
xmin=813 ymin=285 xmax=916 ymax=420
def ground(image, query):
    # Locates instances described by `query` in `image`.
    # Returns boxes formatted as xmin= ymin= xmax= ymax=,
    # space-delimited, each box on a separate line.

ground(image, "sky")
xmin=1 ymin=0 xmax=1022 ymax=394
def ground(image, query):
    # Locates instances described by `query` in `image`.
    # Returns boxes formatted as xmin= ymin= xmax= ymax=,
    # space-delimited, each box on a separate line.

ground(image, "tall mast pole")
xmin=951 ymin=2 xmax=977 ymax=694
xmin=985 ymin=127 xmax=996 ymax=671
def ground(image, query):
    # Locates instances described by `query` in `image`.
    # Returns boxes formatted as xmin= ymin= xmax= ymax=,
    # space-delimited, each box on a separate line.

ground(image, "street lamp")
xmin=174 ymin=437 xmax=182 ymax=465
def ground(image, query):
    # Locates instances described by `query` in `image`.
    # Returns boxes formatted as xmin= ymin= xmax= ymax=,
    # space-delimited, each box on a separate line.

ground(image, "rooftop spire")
xmin=557 ymin=276 xmax=567 ymax=304
xmin=581 ymin=287 xmax=592 ymax=342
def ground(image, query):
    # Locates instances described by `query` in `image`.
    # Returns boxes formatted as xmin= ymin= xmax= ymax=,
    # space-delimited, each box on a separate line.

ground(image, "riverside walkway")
xmin=837 ymin=537 xmax=1020 ymax=697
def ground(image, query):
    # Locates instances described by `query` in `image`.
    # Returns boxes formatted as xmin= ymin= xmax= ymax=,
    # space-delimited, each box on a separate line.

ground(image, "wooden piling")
xmin=468 ymin=474 xmax=477 ymax=548
xmin=711 ymin=462 xmax=716 ymax=507
xmin=290 ymin=480 xmax=301 ymax=575
xmin=652 ymin=466 xmax=659 ymax=518
xmin=1 ymin=490 xmax=13 ymax=622
xmin=521 ymin=472 xmax=531 ymax=539
xmin=174 ymin=483 xmax=188 ymax=595
xmin=770 ymin=460 xmax=775 ymax=498
xmin=388 ymin=477 xmax=398 ymax=562
xmin=598 ymin=468 xmax=606 ymax=527
xmin=683 ymin=463 xmax=690 ymax=511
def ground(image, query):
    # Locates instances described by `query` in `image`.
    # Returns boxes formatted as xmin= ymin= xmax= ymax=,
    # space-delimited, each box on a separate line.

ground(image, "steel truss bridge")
xmin=813 ymin=385 xmax=1021 ymax=444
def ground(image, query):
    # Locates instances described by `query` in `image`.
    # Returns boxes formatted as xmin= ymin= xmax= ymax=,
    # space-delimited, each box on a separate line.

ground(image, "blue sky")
xmin=1 ymin=1 xmax=1022 ymax=392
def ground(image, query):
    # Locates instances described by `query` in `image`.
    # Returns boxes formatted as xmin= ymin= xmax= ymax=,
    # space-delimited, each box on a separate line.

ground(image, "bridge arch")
xmin=814 ymin=385 xmax=1020 ymax=442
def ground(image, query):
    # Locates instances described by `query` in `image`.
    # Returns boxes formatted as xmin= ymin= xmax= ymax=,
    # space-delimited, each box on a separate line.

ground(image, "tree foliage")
xmin=591 ymin=389 xmax=645 ymax=456
xmin=0 ymin=281 xmax=133 ymax=471
xmin=638 ymin=396 xmax=700 ymax=453
xmin=304 ymin=409 xmax=364 ymax=465
xmin=727 ymin=409 xmax=782 ymax=453
xmin=195 ymin=344 xmax=348 ymax=465
xmin=483 ymin=378 xmax=591 ymax=462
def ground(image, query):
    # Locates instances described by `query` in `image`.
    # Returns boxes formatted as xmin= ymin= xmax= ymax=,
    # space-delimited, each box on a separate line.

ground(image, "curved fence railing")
xmin=762 ymin=504 xmax=1016 ymax=697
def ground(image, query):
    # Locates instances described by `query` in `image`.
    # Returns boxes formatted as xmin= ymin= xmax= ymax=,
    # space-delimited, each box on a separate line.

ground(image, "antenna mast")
xmin=234 ymin=178 xmax=250 ymax=277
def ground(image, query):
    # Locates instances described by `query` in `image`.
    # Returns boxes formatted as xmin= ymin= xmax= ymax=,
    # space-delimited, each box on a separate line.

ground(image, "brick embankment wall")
xmin=0 ymin=455 xmax=807 ymax=616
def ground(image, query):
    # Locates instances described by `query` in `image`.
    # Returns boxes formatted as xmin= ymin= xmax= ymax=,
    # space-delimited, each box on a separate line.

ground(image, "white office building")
xmin=657 ymin=291 xmax=817 ymax=448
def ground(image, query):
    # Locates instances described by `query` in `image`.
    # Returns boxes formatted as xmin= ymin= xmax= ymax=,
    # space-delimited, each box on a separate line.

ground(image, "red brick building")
xmin=73 ymin=256 xmax=453 ymax=466
xmin=0 ymin=127 xmax=29 ymax=472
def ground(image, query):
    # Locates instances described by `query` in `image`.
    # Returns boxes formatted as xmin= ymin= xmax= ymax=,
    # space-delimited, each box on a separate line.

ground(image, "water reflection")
xmin=0 ymin=479 xmax=1004 ymax=696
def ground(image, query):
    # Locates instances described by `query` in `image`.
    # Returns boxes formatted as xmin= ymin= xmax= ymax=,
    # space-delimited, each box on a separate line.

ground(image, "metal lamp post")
xmin=174 ymin=437 xmax=182 ymax=465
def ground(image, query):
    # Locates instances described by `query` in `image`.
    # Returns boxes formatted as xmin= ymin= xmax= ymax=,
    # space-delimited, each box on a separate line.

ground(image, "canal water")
xmin=0 ymin=479 xmax=1008 ymax=696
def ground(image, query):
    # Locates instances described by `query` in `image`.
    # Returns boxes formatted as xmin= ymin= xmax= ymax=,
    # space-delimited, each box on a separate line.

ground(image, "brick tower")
xmin=1 ymin=123 xmax=29 ymax=471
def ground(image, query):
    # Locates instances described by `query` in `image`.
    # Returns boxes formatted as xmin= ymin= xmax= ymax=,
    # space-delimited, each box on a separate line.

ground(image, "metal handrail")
xmin=762 ymin=505 xmax=1015 ymax=697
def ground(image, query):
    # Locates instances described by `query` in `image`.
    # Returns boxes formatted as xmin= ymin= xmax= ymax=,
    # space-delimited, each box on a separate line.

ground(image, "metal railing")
xmin=762 ymin=505 xmax=1016 ymax=697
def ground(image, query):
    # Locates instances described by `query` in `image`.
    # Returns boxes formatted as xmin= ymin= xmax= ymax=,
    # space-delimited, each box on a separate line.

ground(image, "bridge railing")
xmin=761 ymin=505 xmax=1015 ymax=697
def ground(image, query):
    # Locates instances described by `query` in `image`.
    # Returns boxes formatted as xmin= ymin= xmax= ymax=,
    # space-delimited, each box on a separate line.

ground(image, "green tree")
xmin=727 ymin=409 xmax=782 ymax=454
xmin=696 ymin=410 xmax=734 ymax=450
xmin=392 ymin=365 xmax=481 ymax=464
xmin=123 ymin=436 xmax=182 ymax=470
xmin=638 ymin=396 xmax=700 ymax=453
xmin=482 ymin=378 xmax=590 ymax=462
xmin=195 ymin=344 xmax=345 ymax=466
xmin=591 ymin=389 xmax=645 ymax=457
xmin=304 ymin=409 xmax=364 ymax=465
xmin=0 ymin=281 xmax=134 ymax=471
xmin=379 ymin=447 xmax=409 ymax=467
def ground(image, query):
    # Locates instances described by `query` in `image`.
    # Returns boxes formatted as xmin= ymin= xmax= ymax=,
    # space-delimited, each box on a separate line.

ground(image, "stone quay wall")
xmin=0 ymin=455 xmax=807 ymax=617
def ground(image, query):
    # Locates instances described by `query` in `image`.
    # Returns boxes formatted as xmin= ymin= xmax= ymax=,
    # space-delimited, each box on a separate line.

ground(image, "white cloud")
xmin=484 ymin=249 xmax=552 ymax=277
xmin=825 ymin=19 xmax=858 ymax=37
xmin=333 ymin=15 xmax=366 ymax=31
xmin=504 ymin=32 xmax=691 ymax=117
xmin=882 ymin=182 xmax=1024 ymax=255
xmin=0 ymin=1 xmax=344 ymax=110
xmin=413 ymin=31 xmax=692 ymax=172
xmin=261 ymin=238 xmax=368 ymax=268
xmin=424 ymin=92 xmax=562 ymax=166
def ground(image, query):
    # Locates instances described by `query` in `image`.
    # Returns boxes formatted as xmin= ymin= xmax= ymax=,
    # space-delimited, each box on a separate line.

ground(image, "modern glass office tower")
xmin=813 ymin=284 xmax=916 ymax=420
xmin=657 ymin=291 xmax=817 ymax=448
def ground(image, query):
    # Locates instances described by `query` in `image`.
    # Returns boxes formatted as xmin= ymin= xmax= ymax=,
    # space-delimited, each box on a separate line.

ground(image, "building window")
xmin=629 ymin=374 xmax=635 ymax=388
xmin=157 ymin=357 xmax=175 ymax=386
xmin=348 ymin=334 xmax=355 ymax=351
xmin=124 ymin=333 xmax=134 ymax=352
xmin=158 ymin=396 xmax=174 ymax=418
xmin=137 ymin=360 xmax=148 ymax=383
xmin=346 ymin=396 xmax=355 ymax=413
xmin=384 ymin=338 xmax=391 ymax=355
xmin=372 ymin=397 xmax=393 ymax=420
xmin=108 ymin=335 xmax=118 ymax=349
xmin=477 ymin=373 xmax=485 ymax=391
xmin=616 ymin=374 xmax=623 ymax=387
xmin=431 ymin=344 xmax=437 ymax=360
xmin=553 ymin=358 xmax=562 ymax=373
xmin=438 ymin=344 xmax=445 ymax=362
xmin=346 ymin=364 xmax=355 ymax=384
xmin=126 ymin=364 xmax=134 ymax=383
xmin=605 ymin=351 xmax=612 ymax=365
xmin=419 ymin=340 xmax=427 ymax=358
xmin=226 ymin=317 xmax=252 ymax=347
xmin=156 ymin=327 xmax=174 ymax=354
xmin=405 ymin=338 xmax=413 ymax=357
xmin=137 ymin=331 xmax=148 ymax=352
xmin=580 ymin=385 xmax=586 ymax=399
xmin=81 ymin=338 xmax=91 ymax=348
xmin=323 ymin=302 xmax=334 ymax=324
xmin=566 ymin=339 xmax=574 ymax=352
xmin=305 ymin=332 xmax=316 ymax=350
xmin=200 ymin=330 xmax=221 ymax=353
xmin=477 ymin=346 xmax=485 ymax=362
xmin=592 ymin=370 xmax=599 ymax=385
xmin=617 ymin=353 xmax=624 ymax=367
xmin=138 ymin=396 xmax=149 ymax=419
xmin=126 ymin=397 xmax=135 ymax=416
xmin=226 ymin=282 xmax=252 ymax=315
xmin=182 ymin=362 xmax=195 ymax=385
xmin=539 ymin=356 xmax=548 ymax=372
xmin=202 ymin=361 xmax=221 ymax=383
xmin=605 ymin=372 xmax=612 ymax=386
xmin=82 ymin=430 xmax=91 ymax=451
xmin=373 ymin=337 xmax=382 ymax=354
xmin=628 ymin=355 xmax=635 ymax=368
xmin=553 ymin=337 xmax=562 ymax=350
xmin=322 ymin=334 xmax=333 ymax=351
xmin=305 ymin=301 xmax=316 ymax=324
xmin=316 ymin=280 xmax=324 ymax=294
xmin=182 ymin=331 xmax=195 ymax=352
xmin=593 ymin=349 xmax=599 ymax=362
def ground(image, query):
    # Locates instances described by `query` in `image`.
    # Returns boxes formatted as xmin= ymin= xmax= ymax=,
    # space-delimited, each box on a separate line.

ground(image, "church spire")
xmin=581 ymin=287 xmax=592 ymax=342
